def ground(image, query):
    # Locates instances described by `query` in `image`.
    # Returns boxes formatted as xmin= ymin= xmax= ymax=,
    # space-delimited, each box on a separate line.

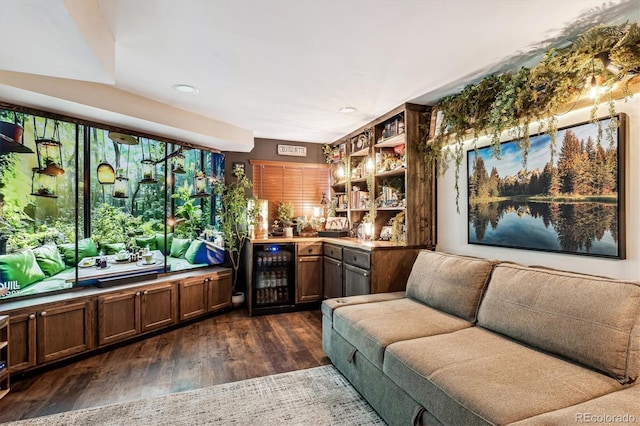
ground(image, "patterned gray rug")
xmin=8 ymin=365 xmax=385 ymax=425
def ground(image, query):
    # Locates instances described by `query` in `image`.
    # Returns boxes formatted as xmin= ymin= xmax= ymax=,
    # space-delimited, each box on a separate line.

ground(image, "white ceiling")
xmin=0 ymin=0 xmax=638 ymax=152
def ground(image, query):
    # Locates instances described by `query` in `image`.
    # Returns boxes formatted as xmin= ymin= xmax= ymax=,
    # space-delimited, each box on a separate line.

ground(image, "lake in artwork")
xmin=467 ymin=116 xmax=624 ymax=258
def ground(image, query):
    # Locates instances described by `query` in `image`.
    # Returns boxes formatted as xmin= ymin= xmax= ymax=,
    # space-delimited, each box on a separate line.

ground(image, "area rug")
xmin=8 ymin=365 xmax=385 ymax=426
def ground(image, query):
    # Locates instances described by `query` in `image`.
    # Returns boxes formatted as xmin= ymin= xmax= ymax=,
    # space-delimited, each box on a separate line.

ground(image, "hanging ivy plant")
xmin=421 ymin=22 xmax=640 ymax=210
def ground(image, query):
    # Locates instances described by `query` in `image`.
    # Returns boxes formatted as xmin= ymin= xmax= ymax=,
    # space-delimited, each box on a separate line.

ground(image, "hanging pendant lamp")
xmin=191 ymin=170 xmax=210 ymax=198
xmin=139 ymin=138 xmax=157 ymax=184
xmin=97 ymin=130 xmax=115 ymax=184
xmin=113 ymin=146 xmax=130 ymax=199
xmin=97 ymin=160 xmax=116 ymax=184
xmin=34 ymin=118 xmax=64 ymax=176
xmin=172 ymin=149 xmax=186 ymax=174
xmin=30 ymin=168 xmax=58 ymax=198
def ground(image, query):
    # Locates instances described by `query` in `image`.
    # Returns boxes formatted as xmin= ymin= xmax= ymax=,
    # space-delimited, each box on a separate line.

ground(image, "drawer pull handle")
xmin=308 ymin=248 xmax=313 ymax=253
xmin=29 ymin=314 xmax=35 ymax=320
xmin=136 ymin=292 xmax=140 ymax=297
xmin=40 ymin=311 xmax=47 ymax=317
xmin=143 ymin=290 xmax=149 ymax=295
xmin=353 ymin=256 xmax=357 ymax=261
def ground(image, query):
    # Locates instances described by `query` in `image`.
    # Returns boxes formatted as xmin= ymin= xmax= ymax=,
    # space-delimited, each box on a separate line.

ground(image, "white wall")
xmin=436 ymin=97 xmax=640 ymax=280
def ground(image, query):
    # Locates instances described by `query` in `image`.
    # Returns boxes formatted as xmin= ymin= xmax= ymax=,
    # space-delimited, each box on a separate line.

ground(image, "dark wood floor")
xmin=0 ymin=309 xmax=329 ymax=423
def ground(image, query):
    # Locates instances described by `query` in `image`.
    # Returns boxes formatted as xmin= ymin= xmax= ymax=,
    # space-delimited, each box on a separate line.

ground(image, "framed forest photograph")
xmin=467 ymin=114 xmax=626 ymax=259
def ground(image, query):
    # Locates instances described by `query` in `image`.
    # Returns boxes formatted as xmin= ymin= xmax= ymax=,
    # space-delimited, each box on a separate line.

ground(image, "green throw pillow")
xmin=58 ymin=238 xmax=98 ymax=266
xmin=185 ymin=240 xmax=225 ymax=265
xmin=101 ymin=242 xmax=126 ymax=255
xmin=155 ymin=233 xmax=173 ymax=255
xmin=184 ymin=240 xmax=204 ymax=264
xmin=169 ymin=238 xmax=190 ymax=258
xmin=0 ymin=249 xmax=46 ymax=289
xmin=32 ymin=244 xmax=66 ymax=277
xmin=135 ymin=235 xmax=157 ymax=251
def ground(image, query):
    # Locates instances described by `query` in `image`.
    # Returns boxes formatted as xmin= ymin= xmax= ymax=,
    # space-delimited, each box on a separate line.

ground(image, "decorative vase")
xmin=283 ymin=227 xmax=293 ymax=238
xmin=232 ymin=291 xmax=245 ymax=308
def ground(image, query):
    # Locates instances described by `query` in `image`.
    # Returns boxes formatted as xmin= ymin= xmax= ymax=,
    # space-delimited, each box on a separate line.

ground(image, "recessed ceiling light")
xmin=338 ymin=106 xmax=357 ymax=113
xmin=172 ymin=84 xmax=199 ymax=93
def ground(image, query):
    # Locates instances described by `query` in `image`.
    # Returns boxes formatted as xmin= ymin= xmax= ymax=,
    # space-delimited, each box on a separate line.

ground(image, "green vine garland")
xmin=420 ymin=22 xmax=640 ymax=211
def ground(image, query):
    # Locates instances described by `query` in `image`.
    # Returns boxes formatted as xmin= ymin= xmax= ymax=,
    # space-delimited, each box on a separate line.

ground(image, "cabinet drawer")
xmin=343 ymin=248 xmax=370 ymax=269
xmin=323 ymin=243 xmax=343 ymax=260
xmin=297 ymin=242 xmax=323 ymax=256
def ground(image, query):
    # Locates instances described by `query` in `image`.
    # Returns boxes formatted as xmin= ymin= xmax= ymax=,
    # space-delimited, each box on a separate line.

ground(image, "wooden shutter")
xmin=251 ymin=160 xmax=330 ymax=224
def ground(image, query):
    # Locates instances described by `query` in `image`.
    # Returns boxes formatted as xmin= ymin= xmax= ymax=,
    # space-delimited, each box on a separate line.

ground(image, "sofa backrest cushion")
xmin=33 ymin=244 xmax=66 ymax=277
xmin=406 ymin=251 xmax=496 ymax=322
xmin=0 ymin=249 xmax=46 ymax=289
xmin=477 ymin=263 xmax=640 ymax=383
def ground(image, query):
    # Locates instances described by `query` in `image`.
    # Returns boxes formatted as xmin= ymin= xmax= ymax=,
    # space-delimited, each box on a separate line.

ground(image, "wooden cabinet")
xmin=208 ymin=271 xmax=232 ymax=312
xmin=322 ymin=241 xmax=421 ymax=298
xmin=0 ymin=315 xmax=9 ymax=400
xmin=7 ymin=312 xmax=36 ymax=372
xmin=140 ymin=282 xmax=178 ymax=333
xmin=98 ymin=291 xmax=141 ymax=346
xmin=36 ymin=300 xmax=94 ymax=364
xmin=296 ymin=242 xmax=323 ymax=303
xmin=9 ymin=301 xmax=94 ymax=372
xmin=323 ymin=244 xmax=343 ymax=299
xmin=0 ymin=267 xmax=232 ymax=374
xmin=342 ymin=247 xmax=370 ymax=296
xmin=343 ymin=263 xmax=370 ymax=296
xmin=179 ymin=271 xmax=232 ymax=321
xmin=98 ymin=281 xmax=177 ymax=346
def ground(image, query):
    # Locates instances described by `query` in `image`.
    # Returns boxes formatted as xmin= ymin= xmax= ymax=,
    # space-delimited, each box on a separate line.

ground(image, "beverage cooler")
xmin=249 ymin=243 xmax=295 ymax=315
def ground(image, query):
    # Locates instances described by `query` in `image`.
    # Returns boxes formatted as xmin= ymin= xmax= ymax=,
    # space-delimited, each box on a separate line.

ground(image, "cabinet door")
xmin=8 ymin=312 xmax=36 ymax=373
xmin=36 ymin=300 xmax=94 ymax=364
xmin=179 ymin=276 xmax=208 ymax=321
xmin=141 ymin=282 xmax=178 ymax=333
xmin=323 ymin=257 xmax=343 ymax=299
xmin=208 ymin=272 xmax=232 ymax=312
xmin=98 ymin=291 xmax=140 ymax=346
xmin=344 ymin=263 xmax=370 ymax=296
xmin=297 ymin=255 xmax=323 ymax=303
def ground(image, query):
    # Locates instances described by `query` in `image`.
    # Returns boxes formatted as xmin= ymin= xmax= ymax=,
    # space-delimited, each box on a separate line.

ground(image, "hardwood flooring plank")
xmin=0 ymin=309 xmax=328 ymax=423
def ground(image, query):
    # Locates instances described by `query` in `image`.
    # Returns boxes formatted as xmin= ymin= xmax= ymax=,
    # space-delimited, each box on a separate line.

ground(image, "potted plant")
xmin=277 ymin=201 xmax=295 ymax=238
xmin=212 ymin=168 xmax=258 ymax=307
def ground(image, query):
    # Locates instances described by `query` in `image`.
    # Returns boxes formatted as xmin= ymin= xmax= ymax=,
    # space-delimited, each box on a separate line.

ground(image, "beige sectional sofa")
xmin=322 ymin=251 xmax=640 ymax=425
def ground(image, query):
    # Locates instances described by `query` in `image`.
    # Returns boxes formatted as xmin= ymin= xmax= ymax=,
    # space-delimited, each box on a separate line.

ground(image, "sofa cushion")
xmin=32 ymin=244 xmax=66 ymax=276
xmin=155 ymin=232 xmax=173 ymax=255
xmin=510 ymin=385 xmax=640 ymax=426
xmin=321 ymin=291 xmax=406 ymax=320
xmin=477 ymin=263 xmax=640 ymax=383
xmin=58 ymin=238 xmax=99 ymax=266
xmin=100 ymin=242 xmax=126 ymax=255
xmin=333 ymin=298 xmax=472 ymax=369
xmin=170 ymin=237 xmax=191 ymax=258
xmin=384 ymin=327 xmax=623 ymax=426
xmin=135 ymin=235 xmax=157 ymax=251
xmin=405 ymin=251 xmax=495 ymax=322
xmin=0 ymin=249 xmax=46 ymax=289
xmin=184 ymin=240 xmax=224 ymax=265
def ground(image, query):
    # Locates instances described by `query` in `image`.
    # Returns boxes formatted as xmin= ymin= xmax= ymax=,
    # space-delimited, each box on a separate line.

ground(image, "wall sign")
xmin=277 ymin=144 xmax=307 ymax=157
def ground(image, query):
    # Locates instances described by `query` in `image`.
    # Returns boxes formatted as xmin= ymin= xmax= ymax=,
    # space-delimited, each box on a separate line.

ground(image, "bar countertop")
xmin=249 ymin=236 xmax=428 ymax=251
